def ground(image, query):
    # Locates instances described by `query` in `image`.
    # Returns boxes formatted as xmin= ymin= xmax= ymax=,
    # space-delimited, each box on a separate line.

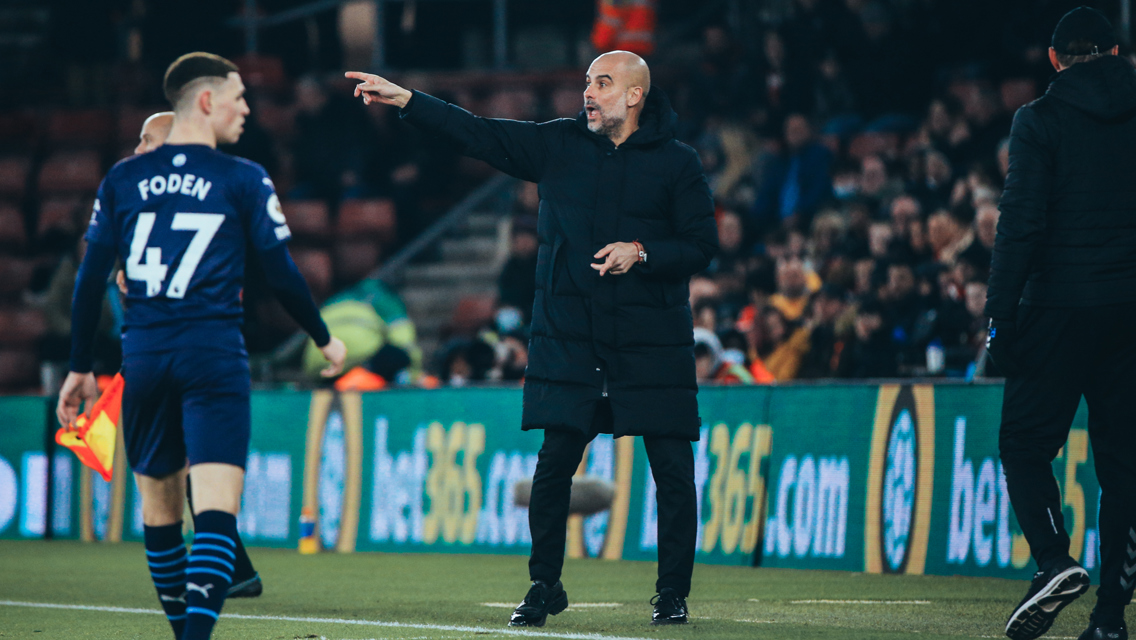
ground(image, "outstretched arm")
xmin=346 ymin=71 xmax=553 ymax=183
xmin=346 ymin=71 xmax=412 ymax=108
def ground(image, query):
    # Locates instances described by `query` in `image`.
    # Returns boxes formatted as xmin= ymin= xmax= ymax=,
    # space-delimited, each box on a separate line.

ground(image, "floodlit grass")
xmin=0 ymin=540 xmax=1095 ymax=639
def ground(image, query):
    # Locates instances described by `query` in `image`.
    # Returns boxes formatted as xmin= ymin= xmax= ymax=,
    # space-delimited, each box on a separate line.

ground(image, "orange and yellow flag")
xmin=56 ymin=373 xmax=124 ymax=482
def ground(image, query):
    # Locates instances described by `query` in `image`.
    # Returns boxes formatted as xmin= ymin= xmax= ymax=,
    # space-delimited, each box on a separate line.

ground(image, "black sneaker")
xmin=509 ymin=580 xmax=568 ymax=627
xmin=227 ymin=573 xmax=263 ymax=598
xmin=1005 ymin=559 xmax=1090 ymax=640
xmin=651 ymin=588 xmax=688 ymax=625
xmin=1078 ymin=614 xmax=1128 ymax=640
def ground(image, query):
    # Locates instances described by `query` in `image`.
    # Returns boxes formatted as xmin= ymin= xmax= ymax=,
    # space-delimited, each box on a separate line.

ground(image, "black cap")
xmin=1051 ymin=6 xmax=1116 ymax=56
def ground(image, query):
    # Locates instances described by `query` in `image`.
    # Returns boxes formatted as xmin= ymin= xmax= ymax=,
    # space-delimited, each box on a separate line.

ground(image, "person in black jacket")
xmin=986 ymin=8 xmax=1136 ymax=640
xmin=347 ymin=51 xmax=717 ymax=627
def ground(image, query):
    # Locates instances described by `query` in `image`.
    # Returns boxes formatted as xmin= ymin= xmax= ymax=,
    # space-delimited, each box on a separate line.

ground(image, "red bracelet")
xmin=632 ymin=241 xmax=644 ymax=263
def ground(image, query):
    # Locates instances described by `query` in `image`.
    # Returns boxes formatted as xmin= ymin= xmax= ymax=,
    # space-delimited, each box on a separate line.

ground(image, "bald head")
xmin=591 ymin=50 xmax=651 ymax=96
xmin=135 ymin=112 xmax=174 ymax=155
xmin=584 ymin=51 xmax=651 ymax=144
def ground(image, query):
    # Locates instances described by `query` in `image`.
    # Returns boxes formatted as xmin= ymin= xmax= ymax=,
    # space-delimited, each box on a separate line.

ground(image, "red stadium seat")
xmin=234 ymin=54 xmax=288 ymax=93
xmin=282 ymin=200 xmax=330 ymax=243
xmin=0 ymin=155 xmax=32 ymax=199
xmin=46 ymin=110 xmax=114 ymax=149
xmin=0 ymin=257 xmax=35 ymax=296
xmin=0 ymin=111 xmax=41 ymax=152
xmin=0 ymin=202 xmax=27 ymax=249
xmin=290 ymin=248 xmax=333 ymax=302
xmin=486 ymin=89 xmax=538 ymax=120
xmin=253 ymin=98 xmax=295 ymax=140
xmin=333 ymin=238 xmax=380 ymax=284
xmin=449 ymin=294 xmax=497 ymax=336
xmin=116 ymin=106 xmax=166 ymax=147
xmin=0 ymin=307 xmax=46 ymax=345
xmin=336 ymin=198 xmax=396 ymax=245
xmin=37 ymin=150 xmax=103 ymax=194
xmin=0 ymin=347 xmax=39 ymax=390
xmin=551 ymin=84 xmax=583 ymax=118
xmin=37 ymin=196 xmax=85 ymax=237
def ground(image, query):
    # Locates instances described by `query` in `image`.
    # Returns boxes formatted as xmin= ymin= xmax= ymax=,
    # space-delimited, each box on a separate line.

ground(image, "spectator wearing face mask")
xmin=693 ymin=328 xmax=755 ymax=384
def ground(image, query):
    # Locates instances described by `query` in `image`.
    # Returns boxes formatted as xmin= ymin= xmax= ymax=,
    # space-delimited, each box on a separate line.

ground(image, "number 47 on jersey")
xmin=126 ymin=212 xmax=224 ymax=299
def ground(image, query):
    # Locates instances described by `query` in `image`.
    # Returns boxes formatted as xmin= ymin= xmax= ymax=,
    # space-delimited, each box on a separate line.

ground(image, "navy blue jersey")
xmin=86 ymin=144 xmax=291 ymax=352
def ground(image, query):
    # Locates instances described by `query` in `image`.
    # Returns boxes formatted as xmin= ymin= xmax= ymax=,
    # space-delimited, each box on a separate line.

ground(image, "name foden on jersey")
xmin=137 ymin=173 xmax=213 ymax=202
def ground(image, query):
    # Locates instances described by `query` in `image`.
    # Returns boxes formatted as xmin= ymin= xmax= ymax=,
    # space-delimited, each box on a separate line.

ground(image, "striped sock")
xmin=143 ymin=522 xmax=187 ymax=639
xmin=183 ymin=511 xmax=238 ymax=640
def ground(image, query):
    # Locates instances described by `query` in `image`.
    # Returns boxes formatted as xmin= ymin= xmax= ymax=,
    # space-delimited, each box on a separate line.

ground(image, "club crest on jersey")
xmin=137 ymin=173 xmax=212 ymax=202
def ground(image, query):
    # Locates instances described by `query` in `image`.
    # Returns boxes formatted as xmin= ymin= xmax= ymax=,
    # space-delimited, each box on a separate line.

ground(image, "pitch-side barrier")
xmin=0 ymin=383 xmax=1102 ymax=581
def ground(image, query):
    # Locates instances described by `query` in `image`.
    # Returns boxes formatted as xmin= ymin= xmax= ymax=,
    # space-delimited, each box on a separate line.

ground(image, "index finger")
xmin=344 ymin=71 xmax=378 ymax=82
xmin=594 ymin=244 xmax=616 ymax=259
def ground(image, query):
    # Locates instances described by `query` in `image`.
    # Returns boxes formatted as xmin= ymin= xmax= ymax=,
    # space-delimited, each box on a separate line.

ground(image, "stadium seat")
xmin=0 ymin=347 xmax=39 ymax=390
xmin=290 ymin=248 xmax=333 ymax=302
xmin=0 ymin=155 xmax=32 ymax=199
xmin=449 ymin=294 xmax=497 ymax=336
xmin=336 ymin=198 xmax=396 ymax=245
xmin=37 ymin=150 xmax=103 ymax=194
xmin=282 ymin=200 xmax=330 ymax=243
xmin=252 ymin=98 xmax=295 ymax=140
xmin=0 ymin=307 xmax=46 ymax=345
xmin=333 ymin=238 xmax=380 ymax=284
xmin=1001 ymin=78 xmax=1037 ymax=113
xmin=551 ymin=85 xmax=583 ymax=118
xmin=46 ymin=109 xmax=114 ymax=149
xmin=233 ymin=54 xmax=288 ymax=93
xmin=36 ymin=196 xmax=84 ymax=237
xmin=116 ymin=106 xmax=164 ymax=146
xmin=486 ymin=89 xmax=538 ymax=120
xmin=0 ymin=257 xmax=35 ymax=296
xmin=0 ymin=202 xmax=27 ymax=250
xmin=0 ymin=111 xmax=40 ymax=152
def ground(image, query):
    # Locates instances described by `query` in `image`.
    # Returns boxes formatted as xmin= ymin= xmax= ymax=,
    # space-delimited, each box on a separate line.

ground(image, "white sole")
xmin=1005 ymin=566 xmax=1090 ymax=640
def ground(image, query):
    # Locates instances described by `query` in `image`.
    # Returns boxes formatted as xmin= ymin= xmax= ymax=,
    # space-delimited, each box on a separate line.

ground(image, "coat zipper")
xmin=602 ymin=370 xmax=609 ymax=398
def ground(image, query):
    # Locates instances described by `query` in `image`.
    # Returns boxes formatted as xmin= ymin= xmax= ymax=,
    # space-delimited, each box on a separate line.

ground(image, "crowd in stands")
xmin=0 ymin=0 xmax=1114 ymax=390
xmin=487 ymin=0 xmax=1100 ymax=386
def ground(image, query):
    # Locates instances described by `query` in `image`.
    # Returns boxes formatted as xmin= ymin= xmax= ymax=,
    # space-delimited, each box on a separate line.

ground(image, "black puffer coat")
xmin=986 ymin=55 xmax=1136 ymax=320
xmin=401 ymin=89 xmax=718 ymax=440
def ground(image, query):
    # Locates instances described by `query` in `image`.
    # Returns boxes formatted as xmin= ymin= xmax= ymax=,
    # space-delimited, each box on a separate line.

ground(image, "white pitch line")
xmin=0 ymin=600 xmax=656 ymax=640
xmin=480 ymin=603 xmax=623 ymax=609
xmin=749 ymin=598 xmax=931 ymax=605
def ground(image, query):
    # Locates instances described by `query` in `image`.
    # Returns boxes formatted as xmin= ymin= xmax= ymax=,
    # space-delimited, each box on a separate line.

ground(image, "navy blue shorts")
xmin=121 ymin=348 xmax=251 ymax=478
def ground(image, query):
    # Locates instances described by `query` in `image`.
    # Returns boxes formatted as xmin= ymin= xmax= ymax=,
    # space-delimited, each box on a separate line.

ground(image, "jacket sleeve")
xmin=639 ymin=149 xmax=719 ymax=279
xmin=984 ymin=104 xmax=1054 ymax=321
xmin=400 ymin=90 xmax=552 ymax=183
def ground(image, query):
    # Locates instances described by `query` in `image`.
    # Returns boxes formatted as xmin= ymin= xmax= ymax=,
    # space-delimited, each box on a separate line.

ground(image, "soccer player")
xmin=57 ymin=52 xmax=346 ymax=640
xmin=132 ymin=109 xmax=265 ymax=600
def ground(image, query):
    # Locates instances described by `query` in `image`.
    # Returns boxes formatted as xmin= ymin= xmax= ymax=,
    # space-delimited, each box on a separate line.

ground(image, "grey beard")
xmin=589 ymin=113 xmax=626 ymax=139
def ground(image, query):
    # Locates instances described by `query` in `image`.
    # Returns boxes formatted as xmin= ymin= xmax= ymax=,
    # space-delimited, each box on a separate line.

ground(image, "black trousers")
xmin=1000 ymin=302 xmax=1136 ymax=613
xmin=527 ymin=403 xmax=697 ymax=596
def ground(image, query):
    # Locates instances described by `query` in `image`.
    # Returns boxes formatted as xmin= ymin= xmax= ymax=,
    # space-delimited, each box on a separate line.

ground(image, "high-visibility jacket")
xmin=592 ymin=0 xmax=657 ymax=56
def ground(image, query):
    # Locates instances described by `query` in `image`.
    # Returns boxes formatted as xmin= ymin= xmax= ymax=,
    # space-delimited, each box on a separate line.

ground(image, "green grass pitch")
xmin=0 ymin=540 xmax=1095 ymax=639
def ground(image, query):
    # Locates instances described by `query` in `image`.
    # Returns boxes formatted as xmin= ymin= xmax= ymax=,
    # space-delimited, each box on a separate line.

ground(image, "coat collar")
xmin=573 ymin=87 xmax=677 ymax=149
